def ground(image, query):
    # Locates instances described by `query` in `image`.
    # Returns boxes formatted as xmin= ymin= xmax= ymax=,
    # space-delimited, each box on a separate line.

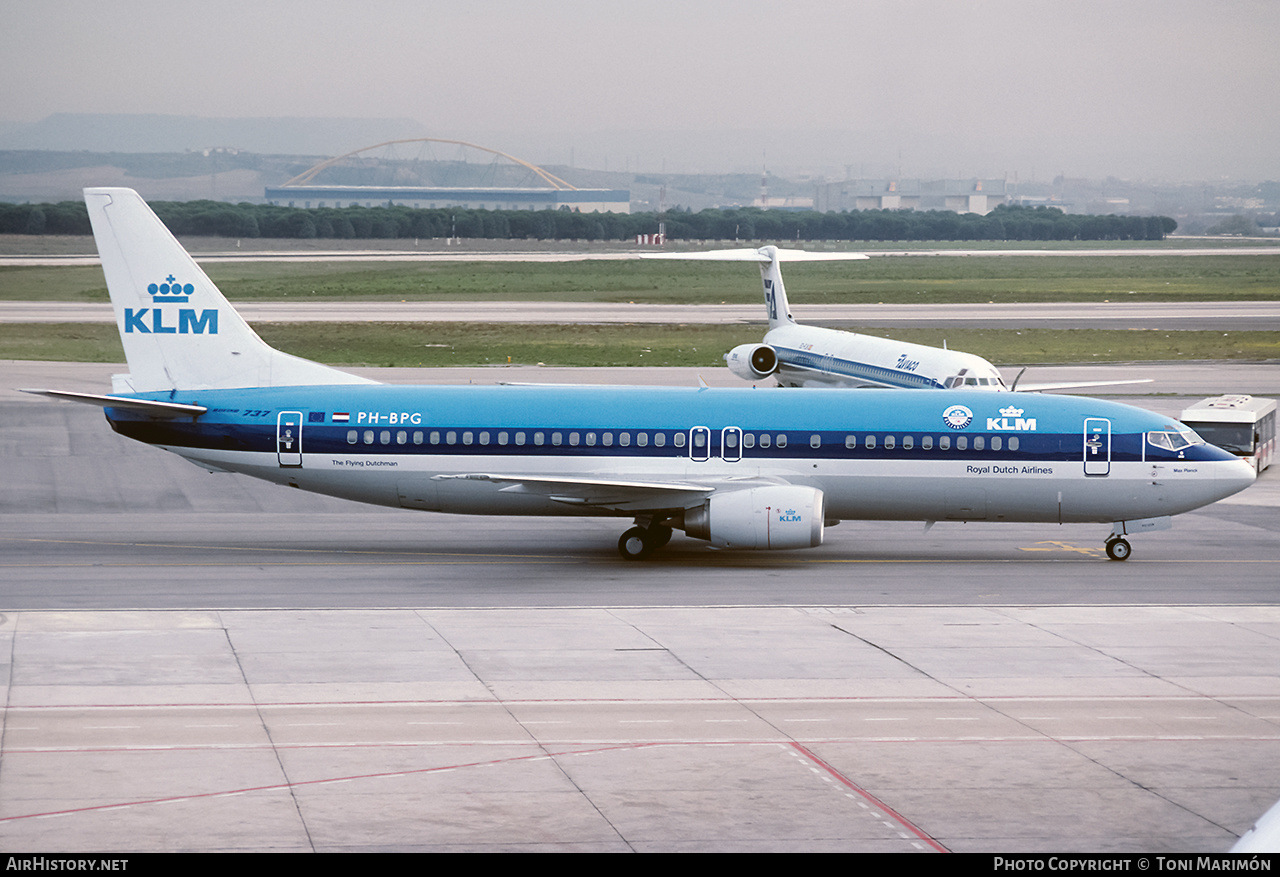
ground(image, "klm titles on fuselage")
xmin=123 ymin=275 xmax=219 ymax=335
xmin=987 ymin=405 xmax=1037 ymax=432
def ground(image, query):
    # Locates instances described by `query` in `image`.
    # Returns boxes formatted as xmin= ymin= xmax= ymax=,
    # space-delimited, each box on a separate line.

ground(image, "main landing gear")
xmin=618 ymin=522 xmax=674 ymax=561
xmin=1105 ymin=536 xmax=1132 ymax=561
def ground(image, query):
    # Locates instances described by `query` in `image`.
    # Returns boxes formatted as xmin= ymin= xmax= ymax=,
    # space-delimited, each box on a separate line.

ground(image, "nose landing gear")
xmin=1105 ymin=537 xmax=1131 ymax=561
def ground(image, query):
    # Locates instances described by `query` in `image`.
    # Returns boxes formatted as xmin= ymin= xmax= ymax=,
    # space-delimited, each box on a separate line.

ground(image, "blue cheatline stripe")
xmin=773 ymin=346 xmax=943 ymax=389
xmin=109 ymin=417 xmax=1180 ymax=465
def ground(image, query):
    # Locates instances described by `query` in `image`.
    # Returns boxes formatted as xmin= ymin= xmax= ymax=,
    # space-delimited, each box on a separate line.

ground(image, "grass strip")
xmin=4 ymin=322 xmax=1278 ymax=368
xmin=4 ymin=254 xmax=1280 ymax=303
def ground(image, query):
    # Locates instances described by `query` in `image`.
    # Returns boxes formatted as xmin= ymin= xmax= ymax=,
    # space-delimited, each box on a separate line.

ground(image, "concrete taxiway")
xmin=1 ymin=361 xmax=1278 ymax=851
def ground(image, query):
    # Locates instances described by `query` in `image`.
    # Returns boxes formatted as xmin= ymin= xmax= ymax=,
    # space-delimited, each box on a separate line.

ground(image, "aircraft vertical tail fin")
xmin=84 ymin=187 xmax=374 ymax=393
xmin=756 ymin=245 xmax=794 ymax=330
xmin=639 ymin=245 xmax=868 ymax=331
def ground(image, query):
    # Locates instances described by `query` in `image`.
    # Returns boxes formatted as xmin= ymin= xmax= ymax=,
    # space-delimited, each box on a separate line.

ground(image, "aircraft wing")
xmin=641 ymin=248 xmax=869 ymax=263
xmin=1016 ymin=378 xmax=1154 ymax=393
xmin=432 ymin=472 xmax=719 ymax=511
xmin=20 ymin=389 xmax=208 ymax=417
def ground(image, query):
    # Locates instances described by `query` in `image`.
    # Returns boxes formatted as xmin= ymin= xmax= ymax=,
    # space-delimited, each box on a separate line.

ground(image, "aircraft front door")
xmin=277 ymin=411 xmax=303 ymax=468
xmin=1083 ymin=418 xmax=1111 ymax=476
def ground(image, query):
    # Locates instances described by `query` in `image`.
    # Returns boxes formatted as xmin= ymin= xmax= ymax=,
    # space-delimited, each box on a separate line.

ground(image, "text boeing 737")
xmin=653 ymin=246 xmax=1149 ymax=392
xmin=25 ymin=189 xmax=1252 ymax=562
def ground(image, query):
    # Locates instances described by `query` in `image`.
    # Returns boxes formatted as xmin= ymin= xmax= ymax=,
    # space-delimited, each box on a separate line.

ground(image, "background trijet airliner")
xmin=651 ymin=246 xmax=1150 ymax=393
xmin=25 ymin=188 xmax=1253 ymax=562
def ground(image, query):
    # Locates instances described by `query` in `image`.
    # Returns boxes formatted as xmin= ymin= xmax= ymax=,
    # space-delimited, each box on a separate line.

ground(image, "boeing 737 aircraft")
xmin=25 ymin=189 xmax=1253 ymax=562
xmin=653 ymin=246 xmax=1148 ymax=392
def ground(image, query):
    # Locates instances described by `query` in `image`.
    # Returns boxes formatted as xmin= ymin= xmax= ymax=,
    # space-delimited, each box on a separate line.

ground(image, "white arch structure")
xmin=282 ymin=138 xmax=578 ymax=190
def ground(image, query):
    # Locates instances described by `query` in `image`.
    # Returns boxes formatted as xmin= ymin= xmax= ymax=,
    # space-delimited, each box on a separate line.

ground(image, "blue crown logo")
xmin=147 ymin=275 xmax=193 ymax=303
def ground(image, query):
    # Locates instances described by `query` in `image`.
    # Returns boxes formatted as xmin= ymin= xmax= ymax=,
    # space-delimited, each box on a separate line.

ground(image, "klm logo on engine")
xmin=123 ymin=274 xmax=219 ymax=335
xmin=778 ymin=508 xmax=802 ymax=523
xmin=987 ymin=405 xmax=1037 ymax=431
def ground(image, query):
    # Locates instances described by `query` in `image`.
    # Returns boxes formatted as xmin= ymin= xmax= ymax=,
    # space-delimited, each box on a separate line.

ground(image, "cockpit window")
xmin=1146 ymin=428 xmax=1202 ymax=452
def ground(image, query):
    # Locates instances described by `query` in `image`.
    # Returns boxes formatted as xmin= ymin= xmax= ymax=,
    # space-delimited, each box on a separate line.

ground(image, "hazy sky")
xmin=3 ymin=0 xmax=1278 ymax=180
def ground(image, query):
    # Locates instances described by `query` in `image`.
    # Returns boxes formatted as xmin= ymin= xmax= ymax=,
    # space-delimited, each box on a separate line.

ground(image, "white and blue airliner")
xmin=658 ymin=245 xmax=1150 ymax=393
xmin=25 ymin=188 xmax=1255 ymax=561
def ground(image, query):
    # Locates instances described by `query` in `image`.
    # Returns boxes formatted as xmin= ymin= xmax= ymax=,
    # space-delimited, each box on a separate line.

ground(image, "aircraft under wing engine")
xmin=646 ymin=246 xmax=1150 ymax=394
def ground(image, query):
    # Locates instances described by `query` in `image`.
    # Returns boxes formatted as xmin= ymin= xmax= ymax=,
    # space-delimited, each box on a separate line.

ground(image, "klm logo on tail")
xmin=124 ymin=274 xmax=219 ymax=335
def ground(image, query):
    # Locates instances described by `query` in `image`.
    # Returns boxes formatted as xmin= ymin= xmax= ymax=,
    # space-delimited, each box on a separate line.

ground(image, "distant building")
xmin=817 ymin=179 xmax=1007 ymax=215
xmin=264 ymin=185 xmax=630 ymax=213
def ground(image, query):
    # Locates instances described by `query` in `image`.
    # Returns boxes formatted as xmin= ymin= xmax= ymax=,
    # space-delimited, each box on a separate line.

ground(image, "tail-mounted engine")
xmin=725 ymin=343 xmax=779 ymax=381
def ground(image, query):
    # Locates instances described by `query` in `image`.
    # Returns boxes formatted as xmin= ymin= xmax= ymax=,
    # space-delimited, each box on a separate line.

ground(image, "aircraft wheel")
xmin=1105 ymin=538 xmax=1131 ymax=562
xmin=618 ymin=526 xmax=655 ymax=561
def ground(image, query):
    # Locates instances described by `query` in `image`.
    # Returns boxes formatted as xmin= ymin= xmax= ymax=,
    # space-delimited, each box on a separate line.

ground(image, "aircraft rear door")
xmin=1083 ymin=417 xmax=1111 ymax=476
xmin=277 ymin=411 xmax=303 ymax=468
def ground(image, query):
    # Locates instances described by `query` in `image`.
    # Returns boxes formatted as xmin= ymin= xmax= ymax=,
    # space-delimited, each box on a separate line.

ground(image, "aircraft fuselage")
xmin=106 ymin=383 xmax=1253 ymax=527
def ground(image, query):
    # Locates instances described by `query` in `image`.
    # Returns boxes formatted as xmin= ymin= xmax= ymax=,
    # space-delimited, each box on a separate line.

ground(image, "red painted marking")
xmin=790 ymin=742 xmax=949 ymax=853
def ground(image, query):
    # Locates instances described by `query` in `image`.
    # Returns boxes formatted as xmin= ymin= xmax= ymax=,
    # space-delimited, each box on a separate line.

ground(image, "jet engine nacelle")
xmin=684 ymin=485 xmax=825 ymax=550
xmin=725 ymin=343 xmax=779 ymax=381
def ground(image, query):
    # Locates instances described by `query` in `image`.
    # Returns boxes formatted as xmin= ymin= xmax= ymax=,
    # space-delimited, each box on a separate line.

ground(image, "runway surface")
xmin=1 ymin=361 xmax=1278 ymax=851
xmin=6 ymin=299 xmax=1280 ymax=331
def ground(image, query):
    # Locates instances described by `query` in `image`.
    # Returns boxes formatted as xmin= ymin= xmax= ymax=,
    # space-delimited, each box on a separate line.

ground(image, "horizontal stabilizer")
xmin=21 ymin=389 xmax=207 ymax=417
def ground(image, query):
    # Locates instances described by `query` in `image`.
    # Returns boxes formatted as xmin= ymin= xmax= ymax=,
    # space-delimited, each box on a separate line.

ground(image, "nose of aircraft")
xmin=1217 ymin=457 xmax=1258 ymax=501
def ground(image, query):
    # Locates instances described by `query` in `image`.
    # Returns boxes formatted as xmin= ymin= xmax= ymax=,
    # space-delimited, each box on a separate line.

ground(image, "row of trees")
xmin=0 ymin=200 xmax=1176 ymax=242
